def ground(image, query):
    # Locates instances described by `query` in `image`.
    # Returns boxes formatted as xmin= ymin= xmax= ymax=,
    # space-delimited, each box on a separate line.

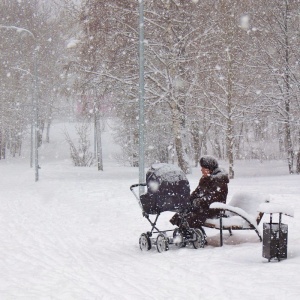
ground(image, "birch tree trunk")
xmin=170 ymin=101 xmax=189 ymax=173
xmin=283 ymin=0 xmax=294 ymax=173
xmin=95 ymin=111 xmax=103 ymax=171
xmin=296 ymin=131 xmax=300 ymax=174
xmin=191 ymin=121 xmax=200 ymax=167
xmin=164 ymin=0 xmax=189 ymax=173
xmin=46 ymin=100 xmax=53 ymax=143
xmin=226 ymin=49 xmax=235 ymax=179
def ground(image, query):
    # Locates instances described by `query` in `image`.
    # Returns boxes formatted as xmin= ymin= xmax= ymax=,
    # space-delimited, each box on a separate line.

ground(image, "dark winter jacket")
xmin=170 ymin=167 xmax=229 ymax=228
xmin=187 ymin=167 xmax=229 ymax=227
xmin=190 ymin=167 xmax=229 ymax=208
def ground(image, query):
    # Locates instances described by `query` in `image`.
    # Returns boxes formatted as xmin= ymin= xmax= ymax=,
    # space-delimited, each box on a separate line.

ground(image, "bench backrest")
xmin=228 ymin=192 xmax=269 ymax=224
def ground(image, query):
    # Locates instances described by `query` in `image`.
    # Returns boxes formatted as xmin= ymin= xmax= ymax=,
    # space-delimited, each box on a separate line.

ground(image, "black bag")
xmin=140 ymin=163 xmax=190 ymax=214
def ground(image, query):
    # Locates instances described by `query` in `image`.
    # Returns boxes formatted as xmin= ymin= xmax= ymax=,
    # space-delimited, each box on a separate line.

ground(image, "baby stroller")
xmin=130 ymin=163 xmax=206 ymax=252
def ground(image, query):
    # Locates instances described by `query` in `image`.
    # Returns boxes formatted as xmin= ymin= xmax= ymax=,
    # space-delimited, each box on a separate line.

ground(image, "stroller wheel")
xmin=173 ymin=228 xmax=186 ymax=248
xmin=156 ymin=233 xmax=169 ymax=253
xmin=192 ymin=228 xmax=205 ymax=249
xmin=139 ymin=233 xmax=151 ymax=251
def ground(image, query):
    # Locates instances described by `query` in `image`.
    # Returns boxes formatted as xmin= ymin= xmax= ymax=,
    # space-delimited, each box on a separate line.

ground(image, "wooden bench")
xmin=202 ymin=192 xmax=269 ymax=246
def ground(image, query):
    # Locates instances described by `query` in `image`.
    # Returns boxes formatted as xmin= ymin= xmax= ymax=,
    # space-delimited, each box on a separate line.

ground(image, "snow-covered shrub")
xmin=64 ymin=123 xmax=94 ymax=167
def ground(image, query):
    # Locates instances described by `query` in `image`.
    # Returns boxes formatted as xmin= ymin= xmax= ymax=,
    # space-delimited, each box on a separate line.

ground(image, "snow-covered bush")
xmin=64 ymin=123 xmax=94 ymax=167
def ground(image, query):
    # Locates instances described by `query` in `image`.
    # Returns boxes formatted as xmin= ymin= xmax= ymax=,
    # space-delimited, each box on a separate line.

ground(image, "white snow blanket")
xmin=227 ymin=192 xmax=270 ymax=216
xmin=148 ymin=163 xmax=187 ymax=182
xmin=258 ymin=202 xmax=294 ymax=217
xmin=208 ymin=192 xmax=270 ymax=232
xmin=1 ymin=122 xmax=300 ymax=299
xmin=209 ymin=203 xmax=260 ymax=232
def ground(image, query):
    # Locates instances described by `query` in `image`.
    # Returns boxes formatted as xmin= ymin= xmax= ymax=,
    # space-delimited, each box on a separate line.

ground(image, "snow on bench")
xmin=207 ymin=192 xmax=271 ymax=233
xmin=257 ymin=202 xmax=294 ymax=217
xmin=209 ymin=202 xmax=259 ymax=232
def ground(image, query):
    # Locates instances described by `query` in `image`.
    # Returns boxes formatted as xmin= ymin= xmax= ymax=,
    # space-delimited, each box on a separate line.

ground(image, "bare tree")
xmin=196 ymin=0 xmax=256 ymax=178
xmin=251 ymin=0 xmax=300 ymax=173
xmin=64 ymin=122 xmax=94 ymax=167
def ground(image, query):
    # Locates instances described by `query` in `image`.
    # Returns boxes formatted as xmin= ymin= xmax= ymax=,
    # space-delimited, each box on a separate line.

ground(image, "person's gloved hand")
xmin=191 ymin=198 xmax=209 ymax=210
xmin=192 ymin=198 xmax=202 ymax=208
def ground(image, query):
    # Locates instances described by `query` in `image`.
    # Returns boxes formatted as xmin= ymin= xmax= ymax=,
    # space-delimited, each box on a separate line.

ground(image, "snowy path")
xmin=1 ymin=139 xmax=300 ymax=299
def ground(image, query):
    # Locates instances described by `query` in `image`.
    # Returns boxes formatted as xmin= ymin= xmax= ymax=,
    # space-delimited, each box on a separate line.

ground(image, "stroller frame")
xmin=130 ymin=183 xmax=206 ymax=252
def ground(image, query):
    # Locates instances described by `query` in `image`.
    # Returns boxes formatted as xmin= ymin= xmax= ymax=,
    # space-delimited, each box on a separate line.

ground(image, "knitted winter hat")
xmin=199 ymin=155 xmax=219 ymax=171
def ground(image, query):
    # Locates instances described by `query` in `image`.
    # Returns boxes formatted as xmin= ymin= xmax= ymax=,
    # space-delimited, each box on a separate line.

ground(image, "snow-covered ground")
xmin=1 ymin=122 xmax=300 ymax=300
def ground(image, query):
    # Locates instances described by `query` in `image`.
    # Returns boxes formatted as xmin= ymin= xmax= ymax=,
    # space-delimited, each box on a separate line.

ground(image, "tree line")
xmin=1 ymin=0 xmax=300 ymax=177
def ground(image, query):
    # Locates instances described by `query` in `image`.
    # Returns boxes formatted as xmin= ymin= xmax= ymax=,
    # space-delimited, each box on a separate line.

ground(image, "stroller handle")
xmin=130 ymin=183 xmax=146 ymax=214
xmin=130 ymin=183 xmax=146 ymax=192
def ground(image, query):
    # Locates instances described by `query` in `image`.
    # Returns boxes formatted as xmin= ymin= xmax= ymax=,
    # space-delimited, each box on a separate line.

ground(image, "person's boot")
xmin=179 ymin=221 xmax=193 ymax=240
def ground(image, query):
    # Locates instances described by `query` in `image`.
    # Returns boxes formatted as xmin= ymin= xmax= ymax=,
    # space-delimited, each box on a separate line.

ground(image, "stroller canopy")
xmin=141 ymin=163 xmax=191 ymax=214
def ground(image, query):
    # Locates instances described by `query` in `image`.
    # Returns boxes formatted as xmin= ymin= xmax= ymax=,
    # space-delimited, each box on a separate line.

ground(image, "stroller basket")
xmin=140 ymin=163 xmax=190 ymax=214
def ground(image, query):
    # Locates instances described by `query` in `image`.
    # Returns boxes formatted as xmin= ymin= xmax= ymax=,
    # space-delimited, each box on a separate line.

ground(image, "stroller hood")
xmin=140 ymin=163 xmax=190 ymax=214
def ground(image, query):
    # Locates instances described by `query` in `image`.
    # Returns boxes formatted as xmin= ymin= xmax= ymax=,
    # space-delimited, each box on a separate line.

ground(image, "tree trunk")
xmin=226 ymin=48 xmax=235 ymax=179
xmin=285 ymin=119 xmax=294 ymax=174
xmin=278 ymin=126 xmax=285 ymax=157
xmin=296 ymin=151 xmax=300 ymax=174
xmin=0 ymin=128 xmax=2 ymax=159
xmin=227 ymin=117 xmax=235 ymax=179
xmin=296 ymin=131 xmax=300 ymax=174
xmin=95 ymin=111 xmax=103 ymax=171
xmin=213 ymin=129 xmax=222 ymax=159
xmin=1 ymin=129 xmax=7 ymax=159
xmin=171 ymin=102 xmax=189 ymax=174
xmin=191 ymin=121 xmax=200 ymax=167
xmin=283 ymin=0 xmax=294 ymax=174
xmin=132 ymin=130 xmax=139 ymax=168
xmin=46 ymin=107 xmax=53 ymax=143
xmin=38 ymin=120 xmax=44 ymax=147
xmin=235 ymin=120 xmax=244 ymax=159
xmin=201 ymin=134 xmax=208 ymax=156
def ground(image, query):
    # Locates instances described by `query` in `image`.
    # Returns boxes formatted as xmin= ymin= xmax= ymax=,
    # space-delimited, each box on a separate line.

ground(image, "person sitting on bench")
xmin=170 ymin=155 xmax=229 ymax=229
